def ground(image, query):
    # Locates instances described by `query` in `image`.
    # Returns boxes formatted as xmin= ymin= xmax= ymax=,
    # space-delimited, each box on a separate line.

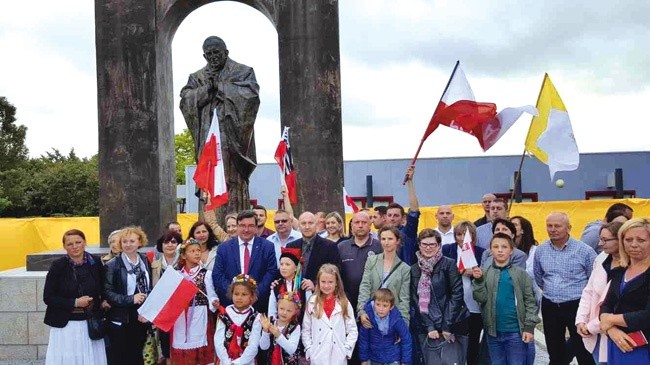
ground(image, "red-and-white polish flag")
xmin=458 ymin=229 xmax=478 ymax=272
xmin=193 ymin=109 xmax=228 ymax=210
xmin=422 ymin=61 xmax=536 ymax=151
xmin=343 ymin=187 xmax=359 ymax=213
xmin=137 ymin=268 xmax=199 ymax=332
xmin=274 ymin=126 xmax=298 ymax=205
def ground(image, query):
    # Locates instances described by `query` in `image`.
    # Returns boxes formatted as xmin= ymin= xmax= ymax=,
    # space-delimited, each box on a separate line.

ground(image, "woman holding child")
xmin=357 ymin=226 xmax=411 ymax=325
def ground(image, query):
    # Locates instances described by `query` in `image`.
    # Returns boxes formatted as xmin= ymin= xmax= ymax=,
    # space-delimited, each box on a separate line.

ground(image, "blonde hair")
xmin=618 ymin=218 xmax=650 ymax=267
xmin=115 ymin=226 xmax=148 ymax=250
xmin=325 ymin=211 xmax=346 ymax=237
xmin=312 ymin=264 xmax=350 ymax=319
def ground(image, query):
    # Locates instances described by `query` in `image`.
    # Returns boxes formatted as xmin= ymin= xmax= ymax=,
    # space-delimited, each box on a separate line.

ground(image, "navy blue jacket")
xmin=397 ymin=210 xmax=420 ymax=266
xmin=441 ymin=243 xmax=485 ymax=268
xmin=212 ymin=236 xmax=278 ymax=313
xmin=358 ymin=301 xmax=412 ymax=365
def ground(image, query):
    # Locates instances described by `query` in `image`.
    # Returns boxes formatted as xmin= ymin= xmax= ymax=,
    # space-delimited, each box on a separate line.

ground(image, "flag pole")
xmin=507 ymin=73 xmax=548 ymax=216
xmin=507 ymin=147 xmax=527 ymax=216
xmin=402 ymin=60 xmax=461 ymax=185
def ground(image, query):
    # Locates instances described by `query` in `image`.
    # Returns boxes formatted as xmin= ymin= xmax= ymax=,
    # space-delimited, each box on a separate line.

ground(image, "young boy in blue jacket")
xmin=359 ymin=288 xmax=412 ymax=365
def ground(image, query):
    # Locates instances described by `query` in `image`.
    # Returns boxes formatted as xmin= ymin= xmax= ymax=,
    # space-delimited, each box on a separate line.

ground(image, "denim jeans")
xmin=487 ymin=332 xmax=527 ymax=365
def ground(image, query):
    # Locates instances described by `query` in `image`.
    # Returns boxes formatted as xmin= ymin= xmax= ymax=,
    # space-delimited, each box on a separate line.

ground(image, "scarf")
xmin=122 ymin=253 xmax=149 ymax=294
xmin=271 ymin=321 xmax=289 ymax=365
xmin=66 ymin=252 xmax=95 ymax=268
xmin=416 ymin=250 xmax=442 ymax=314
xmin=227 ymin=306 xmax=253 ymax=360
xmin=371 ymin=301 xmax=390 ymax=335
xmin=161 ymin=252 xmax=179 ymax=271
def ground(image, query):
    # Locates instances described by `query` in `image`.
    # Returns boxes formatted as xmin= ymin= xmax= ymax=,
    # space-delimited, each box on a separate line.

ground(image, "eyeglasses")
xmin=420 ymin=242 xmax=440 ymax=248
xmin=599 ymin=238 xmax=618 ymax=244
xmin=274 ymin=219 xmax=289 ymax=224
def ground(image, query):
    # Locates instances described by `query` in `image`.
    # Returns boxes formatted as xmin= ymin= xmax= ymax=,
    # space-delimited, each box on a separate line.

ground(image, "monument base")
xmin=0 ymin=268 xmax=47 ymax=362
xmin=26 ymin=246 xmax=156 ymax=271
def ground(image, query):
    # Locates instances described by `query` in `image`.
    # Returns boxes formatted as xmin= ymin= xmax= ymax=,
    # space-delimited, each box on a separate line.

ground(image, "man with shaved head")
xmin=474 ymin=193 xmax=496 ymax=227
xmin=534 ymin=212 xmax=597 ymax=365
xmin=434 ymin=205 xmax=455 ymax=246
xmin=337 ymin=211 xmax=382 ymax=311
xmin=287 ymin=211 xmax=342 ymax=292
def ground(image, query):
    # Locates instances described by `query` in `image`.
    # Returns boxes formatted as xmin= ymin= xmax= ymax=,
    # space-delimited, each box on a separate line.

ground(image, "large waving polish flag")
xmin=422 ymin=62 xmax=537 ymax=151
xmin=193 ymin=109 xmax=228 ymax=210
xmin=138 ymin=268 xmax=199 ymax=332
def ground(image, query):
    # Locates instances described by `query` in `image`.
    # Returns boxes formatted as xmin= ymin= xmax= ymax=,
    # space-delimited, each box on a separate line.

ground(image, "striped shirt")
xmin=533 ymin=236 xmax=596 ymax=303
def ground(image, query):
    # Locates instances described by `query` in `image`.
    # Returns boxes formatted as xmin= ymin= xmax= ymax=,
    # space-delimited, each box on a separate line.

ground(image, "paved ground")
xmin=0 ymin=328 xmax=576 ymax=365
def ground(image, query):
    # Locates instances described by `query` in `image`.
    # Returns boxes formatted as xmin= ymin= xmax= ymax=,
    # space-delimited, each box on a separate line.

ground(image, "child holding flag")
xmin=441 ymin=221 xmax=485 ymax=365
xmin=259 ymin=291 xmax=304 ymax=364
xmin=170 ymin=239 xmax=219 ymax=365
xmin=215 ymin=275 xmax=262 ymax=365
xmin=472 ymin=233 xmax=539 ymax=365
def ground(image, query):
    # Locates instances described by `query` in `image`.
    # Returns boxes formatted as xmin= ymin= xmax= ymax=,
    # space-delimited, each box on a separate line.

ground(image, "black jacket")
xmin=410 ymin=256 xmax=469 ymax=335
xmin=600 ymin=266 xmax=650 ymax=339
xmin=43 ymin=255 xmax=104 ymax=328
xmin=287 ymin=235 xmax=342 ymax=282
xmin=103 ymin=252 xmax=152 ymax=324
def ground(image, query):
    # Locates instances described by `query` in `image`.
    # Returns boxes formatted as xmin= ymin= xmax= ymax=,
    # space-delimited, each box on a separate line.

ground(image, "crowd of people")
xmin=42 ymin=167 xmax=650 ymax=365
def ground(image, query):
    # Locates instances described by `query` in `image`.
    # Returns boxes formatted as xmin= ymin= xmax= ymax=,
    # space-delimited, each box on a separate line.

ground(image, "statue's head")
xmin=203 ymin=36 xmax=229 ymax=71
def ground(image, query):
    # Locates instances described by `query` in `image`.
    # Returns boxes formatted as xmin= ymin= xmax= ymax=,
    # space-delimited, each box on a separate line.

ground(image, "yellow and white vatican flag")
xmin=525 ymin=74 xmax=579 ymax=180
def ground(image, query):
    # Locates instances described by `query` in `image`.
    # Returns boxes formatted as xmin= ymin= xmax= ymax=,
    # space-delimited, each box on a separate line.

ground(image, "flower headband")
xmin=278 ymin=291 xmax=302 ymax=308
xmin=179 ymin=238 xmax=199 ymax=254
xmin=232 ymin=274 xmax=257 ymax=289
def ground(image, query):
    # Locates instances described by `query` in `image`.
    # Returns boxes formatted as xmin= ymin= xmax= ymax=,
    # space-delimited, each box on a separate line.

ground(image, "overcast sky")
xmin=1 ymin=0 xmax=648 ymax=163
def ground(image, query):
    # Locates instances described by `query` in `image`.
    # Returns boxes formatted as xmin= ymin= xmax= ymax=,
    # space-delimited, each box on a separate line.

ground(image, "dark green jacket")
xmin=472 ymin=263 xmax=539 ymax=337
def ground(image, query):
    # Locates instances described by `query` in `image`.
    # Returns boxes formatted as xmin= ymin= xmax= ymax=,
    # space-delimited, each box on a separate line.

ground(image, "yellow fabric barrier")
xmin=1 ymin=199 xmax=648 ymax=271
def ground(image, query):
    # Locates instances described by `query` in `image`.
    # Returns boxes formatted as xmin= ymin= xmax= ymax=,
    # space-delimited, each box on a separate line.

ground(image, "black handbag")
xmin=73 ymin=266 xmax=106 ymax=340
xmin=86 ymin=312 xmax=106 ymax=340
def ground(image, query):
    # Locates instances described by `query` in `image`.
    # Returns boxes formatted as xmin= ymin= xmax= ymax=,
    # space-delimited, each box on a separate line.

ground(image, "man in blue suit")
xmin=212 ymin=210 xmax=279 ymax=313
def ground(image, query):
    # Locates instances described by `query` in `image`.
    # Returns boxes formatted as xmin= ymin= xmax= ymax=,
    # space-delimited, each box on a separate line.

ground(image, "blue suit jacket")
xmin=212 ymin=236 xmax=278 ymax=313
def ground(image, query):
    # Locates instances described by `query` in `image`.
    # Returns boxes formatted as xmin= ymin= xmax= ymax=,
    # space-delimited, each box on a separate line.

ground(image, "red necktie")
xmin=243 ymin=241 xmax=250 ymax=275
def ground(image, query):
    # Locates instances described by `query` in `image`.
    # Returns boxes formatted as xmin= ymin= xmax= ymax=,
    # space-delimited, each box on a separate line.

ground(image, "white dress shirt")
xmin=435 ymin=226 xmax=456 ymax=246
xmin=237 ymin=237 xmax=254 ymax=273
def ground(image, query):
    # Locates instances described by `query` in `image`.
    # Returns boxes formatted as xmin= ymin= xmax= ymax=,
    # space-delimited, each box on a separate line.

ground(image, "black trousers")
xmin=467 ymin=312 xmax=484 ymax=365
xmin=541 ymin=297 xmax=595 ymax=365
xmin=107 ymin=320 xmax=149 ymax=365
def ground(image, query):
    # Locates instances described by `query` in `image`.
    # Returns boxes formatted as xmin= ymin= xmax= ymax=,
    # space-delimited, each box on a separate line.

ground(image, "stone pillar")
xmin=95 ymin=0 xmax=176 ymax=246
xmin=276 ymin=0 xmax=345 ymax=214
xmin=95 ymin=0 xmax=344 ymax=243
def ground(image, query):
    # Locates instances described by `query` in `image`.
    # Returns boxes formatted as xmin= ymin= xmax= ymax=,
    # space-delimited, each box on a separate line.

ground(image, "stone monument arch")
xmin=95 ymin=0 xmax=344 ymax=245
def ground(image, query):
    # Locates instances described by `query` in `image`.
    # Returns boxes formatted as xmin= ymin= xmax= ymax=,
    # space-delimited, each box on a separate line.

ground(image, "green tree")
xmin=0 ymin=149 xmax=99 ymax=217
xmin=26 ymin=149 xmax=99 ymax=216
xmin=175 ymin=128 xmax=196 ymax=184
xmin=0 ymin=96 xmax=29 ymax=170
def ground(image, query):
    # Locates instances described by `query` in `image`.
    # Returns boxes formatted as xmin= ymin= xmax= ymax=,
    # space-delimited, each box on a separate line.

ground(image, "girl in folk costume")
xmin=268 ymin=248 xmax=307 ymax=319
xmin=170 ymin=239 xmax=219 ymax=365
xmin=215 ymin=275 xmax=262 ymax=365
xmin=302 ymin=264 xmax=358 ymax=365
xmin=260 ymin=292 xmax=304 ymax=365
